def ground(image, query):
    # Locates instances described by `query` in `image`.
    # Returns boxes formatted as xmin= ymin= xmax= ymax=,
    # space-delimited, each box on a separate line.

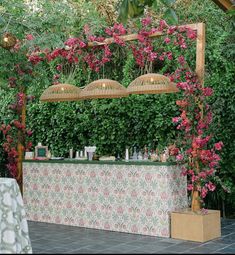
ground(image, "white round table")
xmin=0 ymin=178 xmax=32 ymax=254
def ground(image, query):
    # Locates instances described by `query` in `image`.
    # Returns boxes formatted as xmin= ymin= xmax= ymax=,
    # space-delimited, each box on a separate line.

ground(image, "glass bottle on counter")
xmin=143 ymin=145 xmax=148 ymax=160
xmin=155 ymin=148 xmax=160 ymax=161
xmin=138 ymin=151 xmax=143 ymax=160
xmin=116 ymin=153 xmax=121 ymax=161
xmin=132 ymin=147 xmax=138 ymax=160
xmin=125 ymin=147 xmax=129 ymax=161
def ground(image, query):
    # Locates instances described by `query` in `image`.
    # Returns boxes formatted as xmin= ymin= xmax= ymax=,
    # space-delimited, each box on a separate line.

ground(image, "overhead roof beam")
xmin=212 ymin=0 xmax=235 ymax=11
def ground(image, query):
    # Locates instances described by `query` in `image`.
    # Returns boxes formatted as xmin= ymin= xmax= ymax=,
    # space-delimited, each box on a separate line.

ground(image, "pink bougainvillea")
xmin=171 ymin=65 xmax=224 ymax=206
xmin=1 ymin=17 xmax=224 ymax=207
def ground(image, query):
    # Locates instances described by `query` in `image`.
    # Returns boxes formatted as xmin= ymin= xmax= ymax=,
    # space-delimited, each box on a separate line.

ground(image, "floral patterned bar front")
xmin=23 ymin=162 xmax=187 ymax=237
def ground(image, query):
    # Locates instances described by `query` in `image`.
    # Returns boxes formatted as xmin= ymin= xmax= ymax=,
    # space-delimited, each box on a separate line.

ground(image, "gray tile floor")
xmin=29 ymin=219 xmax=235 ymax=254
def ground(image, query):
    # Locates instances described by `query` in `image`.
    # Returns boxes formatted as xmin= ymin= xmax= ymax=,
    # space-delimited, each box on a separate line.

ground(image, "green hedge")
xmin=27 ymin=93 xmax=179 ymax=157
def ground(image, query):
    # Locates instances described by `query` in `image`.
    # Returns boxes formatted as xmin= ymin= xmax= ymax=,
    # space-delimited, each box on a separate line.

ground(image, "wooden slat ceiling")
xmin=212 ymin=0 xmax=235 ymax=11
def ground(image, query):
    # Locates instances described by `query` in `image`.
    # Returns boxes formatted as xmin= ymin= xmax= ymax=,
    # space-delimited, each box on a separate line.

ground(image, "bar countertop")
xmin=23 ymin=159 xmax=176 ymax=166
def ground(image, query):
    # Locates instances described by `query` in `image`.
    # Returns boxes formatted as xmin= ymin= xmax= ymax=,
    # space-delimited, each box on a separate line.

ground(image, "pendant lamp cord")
xmin=4 ymin=16 xmax=12 ymax=32
xmin=102 ymin=64 xmax=105 ymax=79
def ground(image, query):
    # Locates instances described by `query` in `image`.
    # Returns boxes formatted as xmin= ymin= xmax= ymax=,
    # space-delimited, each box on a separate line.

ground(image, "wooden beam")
xmin=195 ymin=23 xmax=205 ymax=87
xmin=88 ymin=22 xmax=205 ymax=86
xmin=88 ymin=23 xmax=199 ymax=47
xmin=212 ymin=0 xmax=235 ymax=11
xmin=17 ymin=87 xmax=26 ymax=195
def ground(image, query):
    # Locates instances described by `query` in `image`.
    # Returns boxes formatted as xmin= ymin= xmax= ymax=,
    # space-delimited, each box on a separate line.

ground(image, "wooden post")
xmin=191 ymin=23 xmax=205 ymax=211
xmin=195 ymin=23 xmax=206 ymax=87
xmin=17 ymin=88 xmax=26 ymax=194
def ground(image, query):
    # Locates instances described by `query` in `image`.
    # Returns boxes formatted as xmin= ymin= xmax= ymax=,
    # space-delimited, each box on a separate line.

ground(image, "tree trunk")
xmin=17 ymin=90 xmax=26 ymax=195
xmin=191 ymin=189 xmax=201 ymax=211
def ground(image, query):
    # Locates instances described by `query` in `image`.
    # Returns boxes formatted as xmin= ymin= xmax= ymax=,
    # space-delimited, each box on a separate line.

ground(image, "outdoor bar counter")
xmin=23 ymin=160 xmax=187 ymax=237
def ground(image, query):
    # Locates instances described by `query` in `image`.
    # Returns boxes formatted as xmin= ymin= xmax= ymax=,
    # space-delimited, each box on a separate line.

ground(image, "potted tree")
xmin=169 ymin=68 xmax=225 ymax=242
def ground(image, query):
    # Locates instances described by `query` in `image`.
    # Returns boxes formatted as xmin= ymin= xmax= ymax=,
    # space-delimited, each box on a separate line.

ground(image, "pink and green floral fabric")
xmin=23 ymin=162 xmax=187 ymax=237
xmin=0 ymin=178 xmax=32 ymax=254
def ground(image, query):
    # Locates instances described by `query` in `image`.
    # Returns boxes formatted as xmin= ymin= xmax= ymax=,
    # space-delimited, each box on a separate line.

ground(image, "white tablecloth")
xmin=0 ymin=178 xmax=32 ymax=254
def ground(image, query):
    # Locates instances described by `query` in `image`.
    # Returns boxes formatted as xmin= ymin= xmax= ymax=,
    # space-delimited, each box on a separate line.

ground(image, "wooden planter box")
xmin=171 ymin=209 xmax=221 ymax=242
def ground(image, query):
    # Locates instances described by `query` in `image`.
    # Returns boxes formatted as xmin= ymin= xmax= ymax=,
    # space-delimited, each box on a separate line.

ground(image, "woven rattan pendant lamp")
xmin=127 ymin=73 xmax=178 ymax=95
xmin=40 ymin=83 xmax=81 ymax=102
xmin=79 ymin=79 xmax=128 ymax=99
xmin=0 ymin=32 xmax=17 ymax=50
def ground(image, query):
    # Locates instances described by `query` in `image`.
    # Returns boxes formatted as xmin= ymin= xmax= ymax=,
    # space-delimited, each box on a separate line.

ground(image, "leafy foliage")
xmin=118 ymin=0 xmax=178 ymax=24
xmin=0 ymin=0 xmax=234 ymax=216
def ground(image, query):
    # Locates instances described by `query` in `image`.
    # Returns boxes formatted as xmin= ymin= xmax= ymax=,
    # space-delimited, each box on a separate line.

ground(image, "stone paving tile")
xmin=38 ymin=246 xmax=75 ymax=254
xmin=187 ymin=246 xmax=218 ymax=253
xmin=131 ymin=239 xmax=178 ymax=247
xmin=84 ymin=243 xmax=122 ymax=251
xmin=28 ymin=220 xmax=235 ymax=254
xmin=221 ymin=229 xmax=234 ymax=236
xmin=98 ymin=249 xmax=130 ymax=254
xmin=216 ymin=247 xmax=235 ymax=254
xmin=66 ymin=248 xmax=100 ymax=254
xmin=199 ymin=242 xmax=231 ymax=251
xmin=123 ymin=248 xmax=156 ymax=254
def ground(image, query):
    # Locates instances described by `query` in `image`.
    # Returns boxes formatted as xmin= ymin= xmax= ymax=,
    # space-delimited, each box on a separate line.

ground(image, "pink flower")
xmin=166 ymin=52 xmax=173 ymax=60
xmin=164 ymin=37 xmax=171 ymax=44
xmin=202 ymin=87 xmax=213 ymax=96
xmin=53 ymin=74 xmax=60 ymax=80
xmin=169 ymin=146 xmax=179 ymax=156
xmin=8 ymin=77 xmax=17 ymax=88
xmin=209 ymin=162 xmax=218 ymax=168
xmin=187 ymin=184 xmax=193 ymax=191
xmin=26 ymin=130 xmax=33 ymax=136
xmin=206 ymin=182 xmax=216 ymax=191
xmin=26 ymin=141 xmax=33 ymax=150
xmin=56 ymin=64 xmax=62 ymax=71
xmin=192 ymin=175 xmax=199 ymax=183
xmin=201 ymin=186 xmax=208 ymax=198
xmin=176 ymin=100 xmax=188 ymax=107
xmin=206 ymin=168 xmax=214 ymax=175
xmin=214 ymin=141 xmax=223 ymax=151
xmin=65 ymin=37 xmax=79 ymax=47
xmin=201 ymin=208 xmax=208 ymax=215
xmin=194 ymin=136 xmax=211 ymax=147
xmin=141 ymin=17 xmax=152 ymax=27
xmin=178 ymin=56 xmax=186 ymax=66
xmin=28 ymin=54 xmax=43 ymax=65
xmin=198 ymin=171 xmax=207 ymax=179
xmin=188 ymin=169 xmax=194 ymax=175
xmin=186 ymin=28 xmax=197 ymax=40
xmin=176 ymin=154 xmax=183 ymax=161
xmin=167 ymin=26 xmax=177 ymax=35
xmin=172 ymin=117 xmax=181 ymax=123
xmin=181 ymin=169 xmax=187 ymax=176
xmin=26 ymin=34 xmax=34 ymax=40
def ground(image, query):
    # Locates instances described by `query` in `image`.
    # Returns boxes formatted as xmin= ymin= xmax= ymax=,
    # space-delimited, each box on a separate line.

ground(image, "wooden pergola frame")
xmin=18 ymin=22 xmax=205 ymax=197
xmin=88 ymin=22 xmax=206 ymax=86
xmin=88 ymin=22 xmax=206 ymax=211
xmin=212 ymin=0 xmax=235 ymax=11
